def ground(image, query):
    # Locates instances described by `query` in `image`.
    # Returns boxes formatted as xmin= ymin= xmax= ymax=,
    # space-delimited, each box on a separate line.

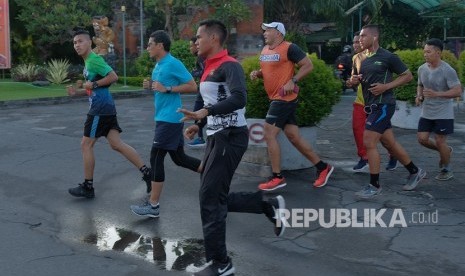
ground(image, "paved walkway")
xmin=0 ymin=92 xmax=464 ymax=275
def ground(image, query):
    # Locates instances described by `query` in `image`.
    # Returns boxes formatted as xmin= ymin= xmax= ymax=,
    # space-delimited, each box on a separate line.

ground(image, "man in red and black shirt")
xmin=179 ymin=19 xmax=286 ymax=276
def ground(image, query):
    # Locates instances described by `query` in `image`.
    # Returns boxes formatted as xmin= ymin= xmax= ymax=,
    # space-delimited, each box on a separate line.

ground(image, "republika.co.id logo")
xmin=277 ymin=208 xmax=439 ymax=228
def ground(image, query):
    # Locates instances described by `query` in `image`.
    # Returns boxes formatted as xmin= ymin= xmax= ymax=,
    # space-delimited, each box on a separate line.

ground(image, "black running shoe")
xmin=142 ymin=168 xmax=153 ymax=193
xmin=69 ymin=183 xmax=95 ymax=198
xmin=193 ymin=257 xmax=235 ymax=276
xmin=266 ymin=195 xmax=286 ymax=237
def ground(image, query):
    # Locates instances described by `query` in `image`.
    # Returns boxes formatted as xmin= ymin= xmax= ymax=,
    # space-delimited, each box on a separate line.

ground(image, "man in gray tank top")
xmin=416 ymin=38 xmax=462 ymax=181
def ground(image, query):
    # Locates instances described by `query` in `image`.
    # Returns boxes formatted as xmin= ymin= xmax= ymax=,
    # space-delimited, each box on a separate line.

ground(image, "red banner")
xmin=0 ymin=0 xmax=11 ymax=69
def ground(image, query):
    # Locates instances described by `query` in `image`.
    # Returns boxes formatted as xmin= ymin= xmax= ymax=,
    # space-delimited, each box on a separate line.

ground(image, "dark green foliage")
xmin=134 ymin=51 xmax=154 ymax=77
xmin=285 ymin=32 xmax=308 ymax=53
xmin=117 ymin=77 xmax=146 ymax=87
xmin=394 ymin=49 xmax=424 ymax=105
xmin=242 ymin=53 xmax=341 ymax=126
xmin=395 ymin=49 xmax=461 ymax=105
xmin=459 ymin=51 xmax=465 ymax=85
xmin=170 ymin=40 xmax=197 ymax=73
xmin=11 ymin=64 xmax=46 ymax=82
xmin=134 ymin=40 xmax=195 ymax=77
xmin=14 ymin=0 xmax=114 ymax=60
xmin=241 ymin=55 xmax=269 ymax=119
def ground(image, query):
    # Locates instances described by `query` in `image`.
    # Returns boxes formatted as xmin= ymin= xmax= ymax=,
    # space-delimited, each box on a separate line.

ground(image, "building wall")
xmin=234 ymin=0 xmax=264 ymax=59
xmin=111 ymin=1 xmax=264 ymax=60
xmin=178 ymin=0 xmax=264 ymax=60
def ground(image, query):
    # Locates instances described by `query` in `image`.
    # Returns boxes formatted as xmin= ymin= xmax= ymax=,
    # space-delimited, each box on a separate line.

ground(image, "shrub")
xmin=459 ymin=51 xmax=465 ymax=84
xmin=441 ymin=50 xmax=460 ymax=73
xmin=117 ymin=76 xmax=145 ymax=87
xmin=242 ymin=53 xmax=341 ymax=126
xmin=396 ymin=49 xmax=460 ymax=105
xmin=45 ymin=59 xmax=71 ymax=84
xmin=134 ymin=39 xmax=196 ymax=77
xmin=11 ymin=64 xmax=41 ymax=82
xmin=134 ymin=51 xmax=153 ymax=77
xmin=68 ymin=64 xmax=84 ymax=81
xmin=171 ymin=40 xmax=196 ymax=72
xmin=394 ymin=49 xmax=424 ymax=105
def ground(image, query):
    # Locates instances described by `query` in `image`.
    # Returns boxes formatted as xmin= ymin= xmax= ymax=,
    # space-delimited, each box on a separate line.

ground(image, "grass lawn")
xmin=0 ymin=79 xmax=143 ymax=101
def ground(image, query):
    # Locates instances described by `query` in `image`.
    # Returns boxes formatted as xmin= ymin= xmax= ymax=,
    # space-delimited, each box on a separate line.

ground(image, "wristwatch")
xmin=92 ymin=81 xmax=99 ymax=89
xmin=166 ymin=86 xmax=172 ymax=93
xmin=291 ymin=77 xmax=298 ymax=84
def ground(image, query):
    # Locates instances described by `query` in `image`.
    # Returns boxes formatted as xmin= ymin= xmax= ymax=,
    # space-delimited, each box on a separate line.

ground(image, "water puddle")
xmin=83 ymin=226 xmax=206 ymax=272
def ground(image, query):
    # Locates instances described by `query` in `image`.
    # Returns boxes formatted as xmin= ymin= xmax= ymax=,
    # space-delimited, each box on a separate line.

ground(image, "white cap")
xmin=261 ymin=22 xmax=286 ymax=36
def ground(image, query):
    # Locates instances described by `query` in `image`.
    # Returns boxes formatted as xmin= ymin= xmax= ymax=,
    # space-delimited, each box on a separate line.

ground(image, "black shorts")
xmin=265 ymin=100 xmax=298 ymax=129
xmin=153 ymin=121 xmax=184 ymax=151
xmin=418 ymin=117 xmax=454 ymax=135
xmin=84 ymin=115 xmax=122 ymax=138
xmin=365 ymin=104 xmax=395 ymax=134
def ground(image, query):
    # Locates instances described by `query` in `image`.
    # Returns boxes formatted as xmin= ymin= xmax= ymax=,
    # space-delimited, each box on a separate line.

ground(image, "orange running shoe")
xmin=313 ymin=164 xmax=334 ymax=188
xmin=258 ymin=176 xmax=287 ymax=191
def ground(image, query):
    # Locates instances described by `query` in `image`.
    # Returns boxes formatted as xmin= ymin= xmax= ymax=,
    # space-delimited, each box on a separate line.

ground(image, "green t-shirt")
xmin=84 ymin=52 xmax=116 ymax=115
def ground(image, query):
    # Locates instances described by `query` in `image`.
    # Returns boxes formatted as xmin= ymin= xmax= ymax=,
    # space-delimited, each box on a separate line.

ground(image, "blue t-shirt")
xmin=151 ymin=53 xmax=193 ymax=123
xmin=84 ymin=52 xmax=116 ymax=115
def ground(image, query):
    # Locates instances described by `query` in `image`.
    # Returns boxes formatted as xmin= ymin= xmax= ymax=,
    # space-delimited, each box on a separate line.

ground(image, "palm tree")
xmin=264 ymin=0 xmax=390 ymax=36
xmin=311 ymin=0 xmax=390 ymax=19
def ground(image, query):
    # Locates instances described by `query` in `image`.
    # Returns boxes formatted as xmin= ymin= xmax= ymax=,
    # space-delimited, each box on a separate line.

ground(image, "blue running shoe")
xmin=352 ymin=158 xmax=368 ymax=172
xmin=355 ymin=184 xmax=382 ymax=199
xmin=130 ymin=202 xmax=160 ymax=218
xmin=386 ymin=156 xmax=398 ymax=171
xmin=188 ymin=137 xmax=206 ymax=147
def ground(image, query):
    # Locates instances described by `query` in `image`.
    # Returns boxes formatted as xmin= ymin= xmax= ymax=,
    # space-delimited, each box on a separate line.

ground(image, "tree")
xmin=264 ymin=0 xmax=389 ymax=32
xmin=202 ymin=0 xmax=252 ymax=30
xmin=145 ymin=0 xmax=251 ymax=38
xmin=376 ymin=2 xmax=432 ymax=50
xmin=264 ymin=0 xmax=308 ymax=33
xmin=15 ymin=0 xmax=114 ymax=61
xmin=145 ymin=0 xmax=183 ymax=38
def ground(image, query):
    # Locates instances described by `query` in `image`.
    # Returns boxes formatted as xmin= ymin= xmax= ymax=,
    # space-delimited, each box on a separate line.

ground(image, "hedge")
xmin=242 ymin=53 xmax=341 ymax=126
xmin=395 ymin=49 xmax=462 ymax=105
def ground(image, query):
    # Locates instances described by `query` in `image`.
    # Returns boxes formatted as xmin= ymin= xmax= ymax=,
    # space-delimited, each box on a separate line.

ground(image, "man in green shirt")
xmin=66 ymin=28 xmax=151 ymax=198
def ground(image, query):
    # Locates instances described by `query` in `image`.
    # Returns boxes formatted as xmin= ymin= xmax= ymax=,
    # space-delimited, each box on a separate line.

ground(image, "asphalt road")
xmin=1 ymin=93 xmax=464 ymax=275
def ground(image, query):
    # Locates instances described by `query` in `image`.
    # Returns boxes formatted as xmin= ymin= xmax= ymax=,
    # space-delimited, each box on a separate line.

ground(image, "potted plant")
xmin=239 ymin=53 xmax=341 ymax=174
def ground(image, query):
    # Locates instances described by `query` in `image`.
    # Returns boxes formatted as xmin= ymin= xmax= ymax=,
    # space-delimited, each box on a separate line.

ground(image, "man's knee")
xmin=109 ymin=140 xmax=123 ymax=151
xmin=363 ymin=135 xmax=377 ymax=149
xmin=417 ymin=132 xmax=431 ymax=146
xmin=80 ymin=138 xmax=94 ymax=151
xmin=434 ymin=135 xmax=447 ymax=146
xmin=417 ymin=136 xmax=429 ymax=146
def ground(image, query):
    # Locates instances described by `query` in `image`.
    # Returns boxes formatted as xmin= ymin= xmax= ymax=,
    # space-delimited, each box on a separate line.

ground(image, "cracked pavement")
xmin=0 ymin=93 xmax=464 ymax=275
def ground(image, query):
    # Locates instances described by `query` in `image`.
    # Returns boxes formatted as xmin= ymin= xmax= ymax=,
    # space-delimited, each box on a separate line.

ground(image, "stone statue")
xmin=92 ymin=16 xmax=115 ymax=56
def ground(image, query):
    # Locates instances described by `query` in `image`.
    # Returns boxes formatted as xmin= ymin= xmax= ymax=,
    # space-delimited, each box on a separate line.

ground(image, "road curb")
xmin=0 ymin=90 xmax=151 ymax=109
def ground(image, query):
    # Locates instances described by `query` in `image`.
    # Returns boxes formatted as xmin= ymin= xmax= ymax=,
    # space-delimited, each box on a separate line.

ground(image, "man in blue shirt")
xmin=130 ymin=30 xmax=201 ymax=217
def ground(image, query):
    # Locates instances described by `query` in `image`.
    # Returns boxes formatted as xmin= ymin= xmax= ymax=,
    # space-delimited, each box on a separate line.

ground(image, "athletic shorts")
xmin=418 ymin=117 xmax=454 ymax=135
xmin=265 ymin=100 xmax=298 ymax=130
xmin=84 ymin=115 xmax=122 ymax=138
xmin=364 ymin=104 xmax=395 ymax=134
xmin=153 ymin=121 xmax=184 ymax=151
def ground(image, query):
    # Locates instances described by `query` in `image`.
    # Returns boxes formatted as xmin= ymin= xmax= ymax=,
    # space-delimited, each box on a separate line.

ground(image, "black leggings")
xmin=150 ymin=146 xmax=201 ymax=182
